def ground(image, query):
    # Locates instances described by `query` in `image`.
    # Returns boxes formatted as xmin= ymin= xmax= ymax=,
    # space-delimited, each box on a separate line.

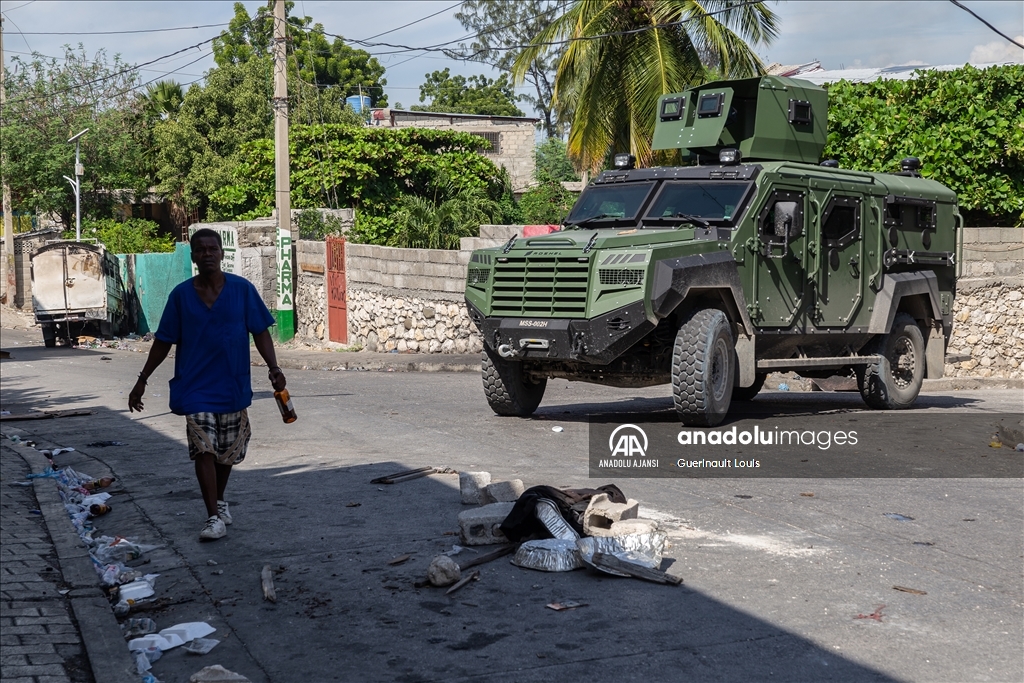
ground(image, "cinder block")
xmin=483 ymin=479 xmax=525 ymax=503
xmin=459 ymin=471 xmax=491 ymax=505
xmin=458 ymin=502 xmax=514 ymax=545
xmin=582 ymin=494 xmax=639 ymax=535
xmin=588 ymin=518 xmax=659 ymax=538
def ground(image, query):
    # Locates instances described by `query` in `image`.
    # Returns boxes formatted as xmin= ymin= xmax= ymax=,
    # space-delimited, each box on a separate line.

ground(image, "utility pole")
xmin=273 ymin=0 xmax=294 ymax=341
xmin=1 ymin=15 xmax=16 ymax=304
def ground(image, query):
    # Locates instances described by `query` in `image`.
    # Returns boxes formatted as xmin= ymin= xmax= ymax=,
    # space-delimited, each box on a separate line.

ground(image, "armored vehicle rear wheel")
xmin=857 ymin=313 xmax=925 ymax=409
xmin=732 ymin=373 xmax=767 ymax=402
xmin=482 ymin=347 xmax=546 ymax=417
xmin=672 ymin=308 xmax=735 ymax=426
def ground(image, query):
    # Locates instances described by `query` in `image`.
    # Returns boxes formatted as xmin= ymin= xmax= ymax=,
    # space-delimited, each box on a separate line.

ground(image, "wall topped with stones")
xmin=945 ymin=281 xmax=1023 ymax=379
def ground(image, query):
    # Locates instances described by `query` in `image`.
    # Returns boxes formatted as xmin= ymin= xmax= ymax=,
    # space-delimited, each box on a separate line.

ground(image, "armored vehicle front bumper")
xmin=467 ymin=299 xmax=654 ymax=365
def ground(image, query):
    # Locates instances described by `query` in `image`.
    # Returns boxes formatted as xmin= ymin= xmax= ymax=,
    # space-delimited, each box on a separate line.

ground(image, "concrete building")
xmin=373 ymin=109 xmax=539 ymax=193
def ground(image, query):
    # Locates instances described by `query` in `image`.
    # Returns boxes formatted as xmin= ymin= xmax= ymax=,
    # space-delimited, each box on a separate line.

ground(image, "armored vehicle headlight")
xmin=719 ymin=148 xmax=742 ymax=166
xmin=613 ymin=153 xmax=636 ymax=170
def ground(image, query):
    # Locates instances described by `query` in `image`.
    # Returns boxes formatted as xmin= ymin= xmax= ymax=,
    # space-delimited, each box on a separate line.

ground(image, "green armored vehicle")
xmin=465 ymin=76 xmax=959 ymax=426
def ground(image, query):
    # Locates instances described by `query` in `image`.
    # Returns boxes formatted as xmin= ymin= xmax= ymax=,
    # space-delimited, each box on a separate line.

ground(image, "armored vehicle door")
xmin=751 ymin=188 xmax=807 ymax=328
xmin=813 ymin=191 xmax=866 ymax=327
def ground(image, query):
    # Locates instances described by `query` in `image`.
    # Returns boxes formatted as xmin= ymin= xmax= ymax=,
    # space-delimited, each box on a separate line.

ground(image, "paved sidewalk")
xmin=0 ymin=445 xmax=92 ymax=683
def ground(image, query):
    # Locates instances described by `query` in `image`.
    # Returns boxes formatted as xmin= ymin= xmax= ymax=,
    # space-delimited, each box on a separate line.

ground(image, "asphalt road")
xmin=1 ymin=326 xmax=1021 ymax=683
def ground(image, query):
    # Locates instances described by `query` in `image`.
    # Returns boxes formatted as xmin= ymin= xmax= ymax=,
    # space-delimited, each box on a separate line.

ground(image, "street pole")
xmin=1 ymin=15 xmax=16 ymax=304
xmin=65 ymin=129 xmax=87 ymax=241
xmin=273 ymin=0 xmax=294 ymax=342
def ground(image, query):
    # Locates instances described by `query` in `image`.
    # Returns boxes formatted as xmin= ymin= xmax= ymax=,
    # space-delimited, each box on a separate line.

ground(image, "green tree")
xmin=450 ymin=0 xmax=565 ymax=137
xmin=143 ymin=80 xmax=184 ymax=121
xmin=66 ymin=218 xmax=175 ymax=253
xmin=513 ymin=0 xmax=778 ymax=171
xmin=824 ymin=65 xmax=1024 ymax=226
xmin=534 ymin=137 xmax=579 ymax=183
xmin=0 ymin=46 xmax=153 ymax=230
xmin=411 ymin=68 xmax=524 ymax=117
xmin=519 ymin=183 xmax=576 ymax=224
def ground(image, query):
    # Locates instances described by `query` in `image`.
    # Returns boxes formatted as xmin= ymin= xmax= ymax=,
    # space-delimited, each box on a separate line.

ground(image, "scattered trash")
xmin=483 ymin=479 xmax=525 ymax=503
xmin=428 ymin=555 xmax=461 ymax=587
xmin=551 ymin=426 xmax=564 ymax=432
xmin=883 ymin=513 xmax=914 ymax=522
xmin=512 ymin=539 xmax=584 ymax=572
xmin=211 ymin=570 xmax=223 ymax=575
xmin=577 ymin=533 xmax=666 ymax=576
xmin=962 ymin=518 xmax=976 ymax=522
xmin=583 ymin=493 xmax=640 ymax=536
xmin=458 ymin=502 xmax=515 ymax=545
xmin=189 ymin=664 xmax=253 ymax=682
xmin=912 ymin=541 xmax=935 ymax=547
xmin=387 ymin=554 xmax=412 ymax=566
xmin=800 ymin=492 xmax=815 ymax=497
xmin=118 ymin=575 xmax=159 ymax=601
xmin=457 ymin=545 xmax=516 ymax=570
xmin=207 ymin=560 xmax=218 ymax=566
xmin=89 ymin=503 xmax=112 ymax=516
xmin=591 ymin=552 xmax=682 ymax=585
xmin=443 ymin=545 xmax=464 ymax=557
xmin=989 ymin=433 xmax=1003 ymax=448
xmin=734 ymin=495 xmax=752 ymax=499
xmin=546 ymin=601 xmax=586 ymax=612
xmin=1016 ymin=443 xmax=1024 ymax=452
xmin=444 ymin=569 xmax=480 ymax=596
xmin=86 ymin=441 xmax=126 ymax=448
xmin=185 ymin=638 xmax=220 ymax=655
xmin=535 ymin=498 xmax=580 ymax=541
xmin=893 ymin=585 xmax=927 ymax=595
xmin=121 ymin=617 xmax=157 ymax=640
xmin=261 ymin=565 xmax=277 ymax=603
xmin=83 ymin=477 xmax=115 ymax=490
xmin=345 ymin=502 xmax=361 ymax=507
xmin=0 ymin=409 xmax=94 ymax=421
xmin=10 ymin=481 xmax=33 ymax=487
xmin=100 ymin=356 xmax=112 ymax=361
xmin=778 ymin=382 xmax=790 ymax=391
xmin=134 ymin=645 xmax=162 ymax=674
xmin=371 ymin=466 xmax=442 ymax=485
xmin=854 ymin=605 xmax=885 ymax=622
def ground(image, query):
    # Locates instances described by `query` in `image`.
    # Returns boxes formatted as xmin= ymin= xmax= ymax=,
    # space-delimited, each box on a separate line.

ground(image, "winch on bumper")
xmin=466 ymin=299 xmax=654 ymax=365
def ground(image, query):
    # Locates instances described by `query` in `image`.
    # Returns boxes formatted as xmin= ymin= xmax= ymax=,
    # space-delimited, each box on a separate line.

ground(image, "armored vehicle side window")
xmin=565 ymin=182 xmax=655 ymax=225
xmin=645 ymin=182 xmax=751 ymax=224
xmin=821 ymin=196 xmax=861 ymax=247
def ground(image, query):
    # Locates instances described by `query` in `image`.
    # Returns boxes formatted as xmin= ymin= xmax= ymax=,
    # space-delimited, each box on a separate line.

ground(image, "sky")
xmin=1 ymin=0 xmax=1022 ymax=114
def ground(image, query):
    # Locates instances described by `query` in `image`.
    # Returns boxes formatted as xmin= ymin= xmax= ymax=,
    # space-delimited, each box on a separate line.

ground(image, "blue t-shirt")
xmin=155 ymin=273 xmax=275 ymax=415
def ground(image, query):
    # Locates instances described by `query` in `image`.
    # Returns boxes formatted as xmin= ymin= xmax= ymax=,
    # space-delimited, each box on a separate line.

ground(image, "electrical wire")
xmin=948 ymin=0 xmax=1024 ymax=50
xmin=14 ymin=22 xmax=230 ymax=36
xmin=361 ymin=1 xmax=466 ymax=42
xmin=0 ymin=1 xmax=36 ymax=13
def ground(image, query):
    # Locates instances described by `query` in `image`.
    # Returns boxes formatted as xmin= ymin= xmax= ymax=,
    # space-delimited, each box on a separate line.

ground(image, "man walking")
xmin=129 ymin=228 xmax=287 ymax=541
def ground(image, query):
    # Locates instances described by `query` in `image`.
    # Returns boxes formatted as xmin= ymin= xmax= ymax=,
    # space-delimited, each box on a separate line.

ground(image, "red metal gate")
xmin=326 ymin=236 xmax=348 ymax=344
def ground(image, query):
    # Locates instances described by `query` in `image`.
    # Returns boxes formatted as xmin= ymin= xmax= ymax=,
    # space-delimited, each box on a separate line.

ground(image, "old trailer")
xmin=30 ymin=241 xmax=128 ymax=347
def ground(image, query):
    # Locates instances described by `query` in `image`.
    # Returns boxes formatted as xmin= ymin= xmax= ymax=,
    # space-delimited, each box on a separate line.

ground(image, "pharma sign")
xmin=589 ymin=413 xmax=1022 ymax=478
xmin=188 ymin=225 xmax=238 ymax=276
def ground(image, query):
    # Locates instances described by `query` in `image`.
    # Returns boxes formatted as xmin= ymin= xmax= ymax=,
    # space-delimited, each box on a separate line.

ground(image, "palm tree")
xmin=144 ymin=80 xmax=184 ymax=120
xmin=513 ymin=0 xmax=779 ymax=171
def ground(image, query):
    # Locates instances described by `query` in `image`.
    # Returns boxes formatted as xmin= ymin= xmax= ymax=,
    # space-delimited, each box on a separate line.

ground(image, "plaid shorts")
xmin=185 ymin=410 xmax=251 ymax=466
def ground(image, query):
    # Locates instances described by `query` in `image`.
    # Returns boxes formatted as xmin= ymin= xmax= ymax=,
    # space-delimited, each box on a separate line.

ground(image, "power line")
xmin=361 ymin=1 xmax=466 ymax=42
xmin=949 ymin=0 xmax=1024 ymax=49
xmin=14 ymin=22 xmax=230 ymax=36
xmin=0 ymin=1 xmax=36 ymax=12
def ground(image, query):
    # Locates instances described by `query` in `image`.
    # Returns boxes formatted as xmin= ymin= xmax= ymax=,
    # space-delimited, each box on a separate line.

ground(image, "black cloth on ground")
xmin=499 ymin=484 xmax=626 ymax=542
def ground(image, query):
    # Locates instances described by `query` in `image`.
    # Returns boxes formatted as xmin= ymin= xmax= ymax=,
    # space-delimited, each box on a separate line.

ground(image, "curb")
xmin=8 ymin=435 xmax=138 ymax=683
xmin=256 ymin=354 xmax=481 ymax=374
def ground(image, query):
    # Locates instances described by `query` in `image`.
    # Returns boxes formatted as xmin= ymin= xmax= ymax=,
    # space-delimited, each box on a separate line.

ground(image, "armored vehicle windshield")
xmin=564 ymin=182 xmax=655 ymax=226
xmin=644 ymin=181 xmax=752 ymax=225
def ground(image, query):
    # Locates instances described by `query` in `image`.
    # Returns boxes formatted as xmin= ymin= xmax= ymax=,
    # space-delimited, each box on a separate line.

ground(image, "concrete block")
xmin=459 ymin=471 xmax=491 ymax=505
xmin=482 ymin=479 xmax=524 ymax=503
xmin=458 ymin=502 xmax=514 ymax=545
xmin=588 ymin=518 xmax=659 ymax=538
xmin=582 ymin=494 xmax=639 ymax=536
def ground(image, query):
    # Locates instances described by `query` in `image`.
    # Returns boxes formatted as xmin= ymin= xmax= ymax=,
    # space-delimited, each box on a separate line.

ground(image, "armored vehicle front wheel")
xmin=732 ymin=373 xmax=767 ymax=402
xmin=672 ymin=308 xmax=735 ymax=426
xmin=481 ymin=347 xmax=547 ymax=417
xmin=857 ymin=313 xmax=925 ymax=409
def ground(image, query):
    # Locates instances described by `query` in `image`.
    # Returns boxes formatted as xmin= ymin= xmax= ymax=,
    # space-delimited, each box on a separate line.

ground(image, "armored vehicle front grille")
xmin=598 ymin=269 xmax=644 ymax=286
xmin=492 ymin=255 xmax=589 ymax=316
xmin=467 ymin=267 xmax=490 ymax=286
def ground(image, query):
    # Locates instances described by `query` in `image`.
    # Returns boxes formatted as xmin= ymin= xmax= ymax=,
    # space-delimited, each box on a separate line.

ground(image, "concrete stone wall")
xmin=959 ymin=227 xmax=1023 ymax=279
xmin=295 ymin=240 xmax=327 ymax=342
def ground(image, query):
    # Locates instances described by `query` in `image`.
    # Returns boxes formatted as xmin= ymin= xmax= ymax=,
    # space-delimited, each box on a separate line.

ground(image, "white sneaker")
xmin=217 ymin=500 xmax=232 ymax=526
xmin=200 ymin=515 xmax=226 ymax=540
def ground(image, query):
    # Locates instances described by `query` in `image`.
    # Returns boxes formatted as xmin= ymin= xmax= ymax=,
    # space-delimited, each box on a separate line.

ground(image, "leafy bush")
xmin=211 ymin=124 xmax=515 ymax=247
xmin=295 ymin=210 xmax=346 ymax=240
xmin=65 ymin=218 xmax=175 ymax=254
xmin=518 ymin=182 xmax=577 ymax=224
xmin=824 ymin=65 xmax=1023 ymax=226
xmin=534 ymin=137 xmax=579 ymax=184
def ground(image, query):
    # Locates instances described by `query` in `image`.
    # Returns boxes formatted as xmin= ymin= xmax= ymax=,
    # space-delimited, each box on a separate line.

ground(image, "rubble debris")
xmin=855 ymin=605 xmax=885 ymax=622
xmin=546 ymin=601 xmax=586 ymax=611
xmin=551 ymin=426 xmax=564 ymax=433
xmin=185 ymin=638 xmax=221 ymax=655
xmin=800 ymin=492 xmax=815 ymax=497
xmin=345 ymin=502 xmax=361 ymax=507
xmin=86 ymin=441 xmax=125 ymax=447
xmin=458 ymin=502 xmax=515 ymax=545
xmin=582 ymin=493 xmax=639 ymax=535
xmin=444 ymin=570 xmax=480 ymax=596
xmin=121 ymin=618 xmax=157 ymax=640
xmin=459 ymin=471 xmax=491 ymax=505
xmin=261 ymin=565 xmax=277 ymax=603
xmin=512 ymin=539 xmax=584 ymax=572
xmin=387 ymin=554 xmax=412 ymax=566
xmin=534 ymin=498 xmax=580 ymax=540
xmin=189 ymin=665 xmax=253 ymax=683
xmin=892 ymin=585 xmax=927 ymax=595
xmin=370 ymin=466 xmax=438 ymax=484
xmin=483 ymin=479 xmax=525 ymax=503
xmin=0 ymin=409 xmax=94 ymax=421
xmin=883 ymin=513 xmax=914 ymax=521
xmin=593 ymin=518 xmax=658 ymax=537
xmin=591 ymin=553 xmax=681 ymax=585
xmin=457 ymin=544 xmax=516 ymax=570
xmin=577 ymin=533 xmax=666 ymax=576
xmin=428 ymin=555 xmax=461 ymax=587
xmin=500 ymin=485 xmax=627 ymax=542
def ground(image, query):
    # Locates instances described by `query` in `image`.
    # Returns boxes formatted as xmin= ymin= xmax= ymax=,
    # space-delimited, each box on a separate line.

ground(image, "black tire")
xmin=672 ymin=308 xmax=735 ymax=426
xmin=481 ymin=347 xmax=546 ymax=417
xmin=732 ymin=373 xmax=767 ymax=402
xmin=42 ymin=324 xmax=57 ymax=348
xmin=857 ymin=313 xmax=925 ymax=409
